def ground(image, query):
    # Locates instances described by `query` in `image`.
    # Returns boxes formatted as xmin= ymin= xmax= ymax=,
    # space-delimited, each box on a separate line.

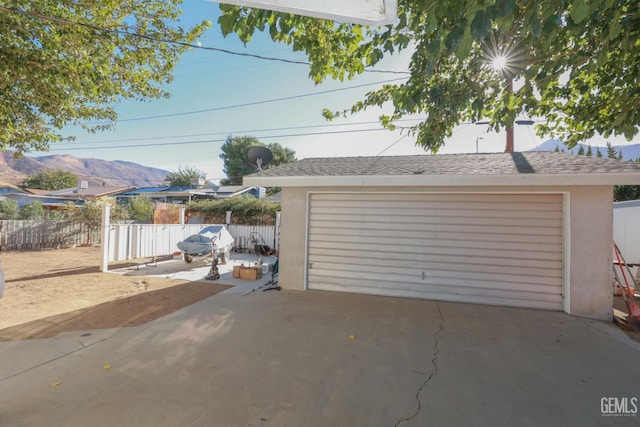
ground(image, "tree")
xmin=165 ymin=166 xmax=207 ymax=187
xmin=0 ymin=198 xmax=18 ymax=219
xmin=127 ymin=195 xmax=155 ymax=223
xmin=577 ymin=145 xmax=585 ymax=155
xmin=21 ymin=170 xmax=77 ymax=190
xmin=17 ymin=202 xmax=44 ymax=220
xmin=596 ymin=147 xmax=603 ymax=158
xmin=606 ymin=142 xmax=617 ymax=159
xmin=219 ymin=136 xmax=296 ymax=186
xmin=1 ymin=2 xmax=209 ymax=155
xmin=585 ymin=145 xmax=593 ymax=157
xmin=219 ymin=1 xmax=640 ymax=152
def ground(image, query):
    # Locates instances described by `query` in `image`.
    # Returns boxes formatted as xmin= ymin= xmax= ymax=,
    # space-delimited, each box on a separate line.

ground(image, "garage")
xmin=244 ymin=152 xmax=640 ymax=320
xmin=307 ymin=192 xmax=564 ymax=310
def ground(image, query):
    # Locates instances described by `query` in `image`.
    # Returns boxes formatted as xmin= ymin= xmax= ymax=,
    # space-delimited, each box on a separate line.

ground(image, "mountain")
xmin=533 ymin=139 xmax=640 ymax=160
xmin=0 ymin=151 xmax=169 ymax=188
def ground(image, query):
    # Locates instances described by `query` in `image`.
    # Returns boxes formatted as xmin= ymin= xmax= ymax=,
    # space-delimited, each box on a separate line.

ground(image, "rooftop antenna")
xmin=246 ymin=146 xmax=273 ymax=171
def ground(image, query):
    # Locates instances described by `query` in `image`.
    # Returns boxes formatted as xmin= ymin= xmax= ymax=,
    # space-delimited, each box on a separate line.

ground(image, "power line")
xmin=50 ymin=127 xmax=395 ymax=151
xmin=87 ymin=77 xmax=407 ymax=124
xmin=0 ymin=6 xmax=410 ymax=75
xmin=58 ymin=117 xmax=427 ymax=145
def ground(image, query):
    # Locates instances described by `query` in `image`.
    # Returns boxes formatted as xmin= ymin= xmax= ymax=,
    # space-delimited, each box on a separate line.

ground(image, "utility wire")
xmin=88 ymin=77 xmax=407 ymax=124
xmin=0 ymin=6 xmax=410 ymax=76
xmin=63 ymin=117 xmax=427 ymax=145
xmin=50 ymin=127 xmax=393 ymax=151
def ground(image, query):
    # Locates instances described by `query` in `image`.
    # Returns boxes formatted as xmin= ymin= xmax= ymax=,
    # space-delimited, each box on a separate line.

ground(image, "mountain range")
xmin=0 ymin=151 xmax=169 ymax=188
xmin=1 ymin=140 xmax=639 ymax=189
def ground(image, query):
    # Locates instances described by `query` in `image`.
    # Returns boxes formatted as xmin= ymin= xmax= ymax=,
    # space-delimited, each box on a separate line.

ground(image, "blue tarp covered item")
xmin=177 ymin=225 xmax=234 ymax=257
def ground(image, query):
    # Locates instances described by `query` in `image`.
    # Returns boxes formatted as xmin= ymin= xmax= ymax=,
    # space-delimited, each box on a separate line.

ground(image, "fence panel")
xmin=228 ymin=225 xmax=276 ymax=251
xmin=0 ymin=220 xmax=277 ymax=264
xmin=0 ymin=220 xmax=98 ymax=251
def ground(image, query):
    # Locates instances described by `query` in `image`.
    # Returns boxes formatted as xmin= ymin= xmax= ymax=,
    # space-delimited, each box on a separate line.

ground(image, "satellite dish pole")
xmin=246 ymin=146 xmax=274 ymax=171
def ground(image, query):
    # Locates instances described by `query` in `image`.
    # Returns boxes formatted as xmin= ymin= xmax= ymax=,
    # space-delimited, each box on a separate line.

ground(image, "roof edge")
xmin=244 ymin=173 xmax=640 ymax=187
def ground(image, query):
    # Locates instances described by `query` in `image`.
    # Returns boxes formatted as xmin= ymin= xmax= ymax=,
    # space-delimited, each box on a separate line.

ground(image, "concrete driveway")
xmin=0 ymin=290 xmax=638 ymax=426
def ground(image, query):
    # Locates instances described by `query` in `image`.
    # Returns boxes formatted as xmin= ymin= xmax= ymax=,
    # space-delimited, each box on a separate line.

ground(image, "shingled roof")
xmin=244 ymin=152 xmax=640 ymax=187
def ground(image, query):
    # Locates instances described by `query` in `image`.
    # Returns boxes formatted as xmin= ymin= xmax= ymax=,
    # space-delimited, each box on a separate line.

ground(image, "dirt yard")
xmin=0 ymin=246 xmax=230 ymax=340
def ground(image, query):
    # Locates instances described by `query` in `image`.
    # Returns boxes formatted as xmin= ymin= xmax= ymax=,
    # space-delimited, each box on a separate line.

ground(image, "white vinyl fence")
xmin=104 ymin=223 xmax=276 ymax=263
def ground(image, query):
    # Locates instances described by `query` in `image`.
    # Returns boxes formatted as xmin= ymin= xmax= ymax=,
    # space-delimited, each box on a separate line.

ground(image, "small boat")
xmin=177 ymin=225 xmax=235 ymax=263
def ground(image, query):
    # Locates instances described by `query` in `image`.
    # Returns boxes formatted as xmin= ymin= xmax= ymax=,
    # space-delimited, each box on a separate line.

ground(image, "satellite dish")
xmin=246 ymin=146 xmax=273 ymax=171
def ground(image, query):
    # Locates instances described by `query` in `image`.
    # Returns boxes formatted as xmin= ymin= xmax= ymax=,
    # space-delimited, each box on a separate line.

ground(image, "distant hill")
xmin=533 ymin=139 xmax=640 ymax=160
xmin=0 ymin=151 xmax=169 ymax=187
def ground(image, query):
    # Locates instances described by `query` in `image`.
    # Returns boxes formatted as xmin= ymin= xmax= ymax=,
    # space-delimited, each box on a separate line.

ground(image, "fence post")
xmin=179 ymin=207 xmax=186 ymax=225
xmin=226 ymin=210 xmax=232 ymax=228
xmin=100 ymin=203 xmax=111 ymax=272
xmin=275 ymin=211 xmax=281 ymax=253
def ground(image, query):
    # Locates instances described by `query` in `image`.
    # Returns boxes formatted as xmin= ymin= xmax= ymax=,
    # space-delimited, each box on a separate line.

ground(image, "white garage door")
xmin=307 ymin=193 xmax=564 ymax=310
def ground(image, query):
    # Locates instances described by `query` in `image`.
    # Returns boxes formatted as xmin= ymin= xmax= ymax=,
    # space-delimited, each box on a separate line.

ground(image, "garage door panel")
xmin=309 ymin=224 xmax=562 ymax=246
xmin=310 ymin=220 xmax=562 ymax=237
xmin=310 ymin=241 xmax=561 ymax=262
xmin=311 ymin=192 xmax=561 ymax=205
xmin=309 ymin=261 xmax=562 ymax=286
xmin=311 ymin=206 xmax=562 ymax=221
xmin=309 ymin=254 xmax=563 ymax=276
xmin=309 ymin=233 xmax=561 ymax=254
xmin=310 ymin=281 xmax=563 ymax=311
xmin=308 ymin=248 xmax=563 ymax=271
xmin=311 ymin=212 xmax=561 ymax=229
xmin=307 ymin=193 xmax=564 ymax=310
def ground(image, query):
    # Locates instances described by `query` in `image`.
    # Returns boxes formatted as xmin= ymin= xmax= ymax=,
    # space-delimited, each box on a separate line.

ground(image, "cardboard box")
xmin=239 ymin=266 xmax=262 ymax=280
xmin=233 ymin=266 xmax=241 ymax=278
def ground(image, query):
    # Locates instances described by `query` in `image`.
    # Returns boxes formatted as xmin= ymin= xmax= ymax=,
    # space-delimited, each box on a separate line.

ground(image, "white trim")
xmin=562 ymin=192 xmax=571 ymax=314
xmin=219 ymin=0 xmax=397 ymax=25
xmin=303 ymin=192 xmax=311 ymax=291
xmin=245 ymin=173 xmax=640 ymax=188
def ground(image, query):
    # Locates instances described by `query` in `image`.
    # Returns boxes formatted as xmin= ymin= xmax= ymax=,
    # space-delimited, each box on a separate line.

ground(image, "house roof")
xmin=47 ymin=185 xmax=137 ymax=198
xmin=243 ymin=152 xmax=640 ymax=187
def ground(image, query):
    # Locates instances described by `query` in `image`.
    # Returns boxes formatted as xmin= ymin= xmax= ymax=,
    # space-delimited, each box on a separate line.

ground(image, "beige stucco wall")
xmin=277 ymin=185 xmax=614 ymax=320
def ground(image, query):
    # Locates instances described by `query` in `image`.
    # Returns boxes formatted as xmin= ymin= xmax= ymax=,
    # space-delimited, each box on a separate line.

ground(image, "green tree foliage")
xmin=577 ymin=145 xmax=585 ymax=155
xmin=1 ymin=2 xmax=209 ymax=155
xmin=219 ymin=136 xmax=296 ymax=185
xmin=61 ymin=197 xmax=125 ymax=241
xmin=20 ymin=170 xmax=78 ymax=190
xmin=165 ymin=166 xmax=207 ymax=187
xmin=188 ymin=197 xmax=280 ymax=225
xmin=127 ymin=195 xmax=155 ymax=223
xmin=17 ymin=201 xmax=44 ymax=220
xmin=0 ymin=198 xmax=18 ymax=219
xmin=585 ymin=145 xmax=593 ymax=157
xmin=606 ymin=142 xmax=617 ymax=159
xmin=595 ymin=147 xmax=603 ymax=157
xmin=219 ymin=0 xmax=640 ymax=152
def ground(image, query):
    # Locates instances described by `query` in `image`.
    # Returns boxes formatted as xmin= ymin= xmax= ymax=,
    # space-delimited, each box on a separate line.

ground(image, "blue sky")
xmin=34 ymin=1 xmax=639 ymax=185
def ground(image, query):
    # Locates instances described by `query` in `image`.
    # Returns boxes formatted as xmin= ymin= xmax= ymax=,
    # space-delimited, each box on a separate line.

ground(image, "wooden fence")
xmin=0 ymin=220 xmax=100 ymax=250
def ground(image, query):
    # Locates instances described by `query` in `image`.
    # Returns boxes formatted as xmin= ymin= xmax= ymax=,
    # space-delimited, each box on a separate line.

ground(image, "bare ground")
xmin=0 ymin=246 xmax=229 ymax=340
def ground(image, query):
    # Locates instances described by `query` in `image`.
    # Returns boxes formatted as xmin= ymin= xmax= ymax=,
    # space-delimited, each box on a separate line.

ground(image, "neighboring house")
xmin=244 ymin=152 xmax=640 ymax=321
xmin=47 ymin=183 xmax=137 ymax=201
xmin=0 ymin=181 xmax=24 ymax=195
xmin=115 ymin=185 xmax=267 ymax=204
xmin=215 ymin=186 xmax=266 ymax=199
xmin=115 ymin=186 xmax=216 ymax=204
xmin=0 ymin=183 xmax=82 ymax=213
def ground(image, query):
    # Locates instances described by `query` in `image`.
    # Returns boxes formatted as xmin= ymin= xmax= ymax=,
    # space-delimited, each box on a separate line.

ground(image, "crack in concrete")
xmin=394 ymin=302 xmax=444 ymax=427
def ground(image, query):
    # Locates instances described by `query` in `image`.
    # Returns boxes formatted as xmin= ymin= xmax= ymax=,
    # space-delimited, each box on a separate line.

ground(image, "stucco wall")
xmin=278 ymin=185 xmax=614 ymax=320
